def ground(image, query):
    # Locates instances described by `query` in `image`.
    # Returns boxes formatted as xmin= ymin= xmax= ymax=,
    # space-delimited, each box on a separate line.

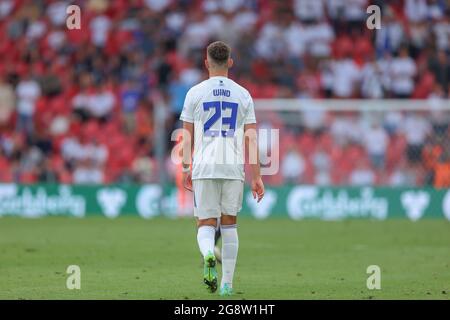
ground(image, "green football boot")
xmin=203 ymin=251 xmax=218 ymax=293
xmin=220 ymin=283 xmax=233 ymax=296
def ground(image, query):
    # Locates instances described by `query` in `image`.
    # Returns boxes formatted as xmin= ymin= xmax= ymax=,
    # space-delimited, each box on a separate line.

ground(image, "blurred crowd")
xmin=0 ymin=0 xmax=449 ymax=186
xmin=270 ymin=105 xmax=450 ymax=187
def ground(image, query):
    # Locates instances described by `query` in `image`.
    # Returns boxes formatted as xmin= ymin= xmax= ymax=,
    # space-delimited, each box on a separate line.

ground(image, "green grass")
xmin=0 ymin=217 xmax=449 ymax=299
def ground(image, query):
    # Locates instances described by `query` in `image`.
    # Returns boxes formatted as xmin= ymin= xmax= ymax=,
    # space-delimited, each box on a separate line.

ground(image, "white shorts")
xmin=192 ymin=179 xmax=244 ymax=219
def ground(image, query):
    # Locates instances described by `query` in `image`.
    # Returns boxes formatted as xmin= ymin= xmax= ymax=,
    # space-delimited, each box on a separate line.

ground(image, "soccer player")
xmin=180 ymin=41 xmax=264 ymax=296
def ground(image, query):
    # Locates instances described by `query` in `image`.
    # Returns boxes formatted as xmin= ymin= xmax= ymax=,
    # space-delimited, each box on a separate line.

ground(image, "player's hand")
xmin=183 ymin=171 xmax=193 ymax=192
xmin=251 ymin=176 xmax=264 ymax=203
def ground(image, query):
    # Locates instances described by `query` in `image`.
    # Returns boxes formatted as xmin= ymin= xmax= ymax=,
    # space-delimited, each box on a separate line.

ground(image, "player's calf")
xmin=196 ymin=218 xmax=219 ymax=293
xmin=220 ymin=214 xmax=239 ymax=294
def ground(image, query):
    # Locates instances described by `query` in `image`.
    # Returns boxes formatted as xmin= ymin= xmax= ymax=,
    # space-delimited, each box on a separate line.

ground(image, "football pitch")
xmin=0 ymin=217 xmax=449 ymax=300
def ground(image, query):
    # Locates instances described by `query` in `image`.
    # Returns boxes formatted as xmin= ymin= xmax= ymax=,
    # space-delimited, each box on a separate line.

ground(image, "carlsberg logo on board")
xmin=136 ymin=185 xmax=162 ymax=218
xmin=441 ymin=190 xmax=450 ymax=221
xmin=400 ymin=190 xmax=430 ymax=221
xmin=246 ymin=189 xmax=277 ymax=219
xmin=287 ymin=186 xmax=388 ymax=220
xmin=0 ymin=184 xmax=86 ymax=217
xmin=97 ymin=188 xmax=127 ymax=218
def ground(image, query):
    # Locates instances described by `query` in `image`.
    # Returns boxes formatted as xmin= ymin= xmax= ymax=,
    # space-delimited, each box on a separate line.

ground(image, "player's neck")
xmin=208 ymin=69 xmax=228 ymax=78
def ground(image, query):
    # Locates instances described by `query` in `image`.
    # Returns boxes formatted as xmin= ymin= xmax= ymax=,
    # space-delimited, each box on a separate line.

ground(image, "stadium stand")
xmin=0 ymin=0 xmax=449 ymax=186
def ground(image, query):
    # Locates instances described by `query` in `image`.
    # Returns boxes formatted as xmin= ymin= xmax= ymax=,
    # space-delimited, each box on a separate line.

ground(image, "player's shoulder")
xmin=227 ymin=78 xmax=252 ymax=100
xmin=186 ymin=80 xmax=207 ymax=97
xmin=184 ymin=81 xmax=209 ymax=106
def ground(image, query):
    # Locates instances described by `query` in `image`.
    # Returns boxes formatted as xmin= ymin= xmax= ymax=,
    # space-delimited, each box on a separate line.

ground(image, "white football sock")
xmin=216 ymin=218 xmax=221 ymax=232
xmin=220 ymin=224 xmax=238 ymax=288
xmin=197 ymin=225 xmax=216 ymax=258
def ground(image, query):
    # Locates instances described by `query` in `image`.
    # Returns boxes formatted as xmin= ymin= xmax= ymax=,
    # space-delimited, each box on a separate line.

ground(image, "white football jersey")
xmin=180 ymin=76 xmax=256 ymax=181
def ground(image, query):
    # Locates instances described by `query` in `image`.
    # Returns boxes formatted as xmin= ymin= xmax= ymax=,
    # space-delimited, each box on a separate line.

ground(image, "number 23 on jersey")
xmin=203 ymin=101 xmax=238 ymax=138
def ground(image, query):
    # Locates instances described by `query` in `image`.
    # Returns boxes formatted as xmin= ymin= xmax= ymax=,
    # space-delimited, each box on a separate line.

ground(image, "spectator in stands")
xmin=18 ymin=143 xmax=42 ymax=180
xmin=144 ymin=0 xmax=171 ymax=12
xmin=0 ymin=76 xmax=15 ymax=127
xmin=73 ymin=159 xmax=104 ymax=184
xmin=72 ymin=74 xmax=93 ymax=123
xmin=32 ymin=129 xmax=53 ymax=157
xmin=390 ymin=47 xmax=417 ymax=98
xmin=281 ymin=147 xmax=305 ymax=184
xmin=87 ymin=82 xmax=116 ymax=123
xmin=294 ymin=0 xmax=325 ymax=23
xmin=375 ymin=7 xmax=404 ymax=56
xmin=330 ymin=115 xmax=357 ymax=146
xmin=433 ymin=14 xmax=450 ymax=52
xmin=408 ymin=20 xmax=429 ymax=59
xmin=402 ymin=112 xmax=431 ymax=163
xmin=434 ymin=145 xmax=450 ymax=188
xmin=428 ymin=50 xmax=450 ymax=95
xmin=388 ymin=159 xmax=418 ymax=186
xmin=404 ymin=0 xmax=428 ymax=23
xmin=88 ymin=139 xmax=109 ymax=167
xmin=49 ymin=114 xmax=70 ymax=137
xmin=121 ymin=80 xmax=142 ymax=133
xmin=343 ymin=0 xmax=368 ymax=32
xmin=46 ymin=1 xmax=68 ymax=27
xmin=422 ymin=135 xmax=443 ymax=184
xmin=312 ymin=146 xmax=331 ymax=185
xmin=0 ymin=0 xmax=14 ymax=20
xmin=89 ymin=13 xmax=112 ymax=48
xmin=305 ymin=19 xmax=335 ymax=58
xmin=132 ymin=156 xmax=155 ymax=183
xmin=361 ymin=55 xmax=385 ymax=99
xmin=15 ymin=73 xmax=41 ymax=135
xmin=428 ymin=84 xmax=449 ymax=137
xmin=383 ymin=110 xmax=403 ymax=135
xmin=37 ymin=158 xmax=58 ymax=183
xmin=349 ymin=161 xmax=376 ymax=186
xmin=169 ymin=73 xmax=194 ymax=118
xmin=428 ymin=0 xmax=446 ymax=20
xmin=364 ymin=122 xmax=388 ymax=169
xmin=330 ymin=54 xmax=361 ymax=98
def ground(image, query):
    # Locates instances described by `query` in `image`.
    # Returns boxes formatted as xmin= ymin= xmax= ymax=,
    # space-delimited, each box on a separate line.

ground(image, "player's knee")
xmin=197 ymin=218 xmax=217 ymax=228
xmin=220 ymin=214 xmax=237 ymax=226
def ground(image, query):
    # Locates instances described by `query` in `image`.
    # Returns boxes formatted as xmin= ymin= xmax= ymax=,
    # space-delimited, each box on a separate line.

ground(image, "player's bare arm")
xmin=245 ymin=123 xmax=264 ymax=203
xmin=181 ymin=121 xmax=194 ymax=192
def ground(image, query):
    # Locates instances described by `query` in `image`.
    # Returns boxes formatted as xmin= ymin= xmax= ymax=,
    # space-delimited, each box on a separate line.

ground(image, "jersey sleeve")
xmin=244 ymin=94 xmax=256 ymax=124
xmin=180 ymin=89 xmax=195 ymax=123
